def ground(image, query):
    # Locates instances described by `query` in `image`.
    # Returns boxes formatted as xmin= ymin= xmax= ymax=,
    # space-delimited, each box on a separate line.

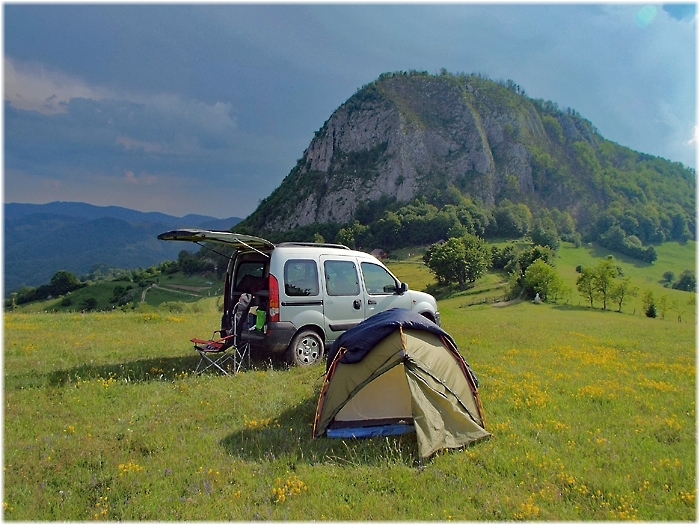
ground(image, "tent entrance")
xmin=328 ymin=362 xmax=415 ymax=438
xmin=334 ymin=363 xmax=412 ymax=423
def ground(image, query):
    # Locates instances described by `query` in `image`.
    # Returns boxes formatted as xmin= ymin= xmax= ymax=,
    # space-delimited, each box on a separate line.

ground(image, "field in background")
xmin=14 ymin=240 xmax=696 ymax=326
xmin=388 ymin=240 xmax=696 ymax=324
xmin=4 ymin=292 xmax=695 ymax=520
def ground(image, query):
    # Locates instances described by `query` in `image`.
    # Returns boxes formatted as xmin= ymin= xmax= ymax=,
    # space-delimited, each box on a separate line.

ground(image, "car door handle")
xmin=367 ymin=299 xmax=377 ymax=305
xmin=353 ymin=299 xmax=362 ymax=310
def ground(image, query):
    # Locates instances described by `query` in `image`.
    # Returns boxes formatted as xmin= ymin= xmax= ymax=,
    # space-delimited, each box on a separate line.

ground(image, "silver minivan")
xmin=158 ymin=229 xmax=440 ymax=366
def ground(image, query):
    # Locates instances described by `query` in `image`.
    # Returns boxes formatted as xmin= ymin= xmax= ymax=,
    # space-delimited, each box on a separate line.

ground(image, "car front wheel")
xmin=287 ymin=329 xmax=324 ymax=366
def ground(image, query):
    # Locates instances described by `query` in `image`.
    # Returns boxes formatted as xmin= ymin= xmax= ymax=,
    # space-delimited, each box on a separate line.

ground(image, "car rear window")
xmin=235 ymin=261 xmax=267 ymax=293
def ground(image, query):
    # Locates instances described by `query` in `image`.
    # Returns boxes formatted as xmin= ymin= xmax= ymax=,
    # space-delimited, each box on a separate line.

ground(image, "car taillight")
xmin=268 ymin=273 xmax=280 ymax=322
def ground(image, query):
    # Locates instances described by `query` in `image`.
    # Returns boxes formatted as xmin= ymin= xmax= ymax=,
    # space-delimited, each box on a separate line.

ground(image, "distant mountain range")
xmin=4 ymin=201 xmax=242 ymax=293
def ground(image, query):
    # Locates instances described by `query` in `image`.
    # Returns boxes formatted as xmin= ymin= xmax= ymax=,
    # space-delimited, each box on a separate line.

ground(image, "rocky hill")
xmin=239 ymin=71 xmax=694 ymax=237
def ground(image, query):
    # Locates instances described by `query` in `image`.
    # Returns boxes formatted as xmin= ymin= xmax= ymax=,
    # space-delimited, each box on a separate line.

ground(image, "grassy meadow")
xmin=4 ymin=241 xmax=697 ymax=520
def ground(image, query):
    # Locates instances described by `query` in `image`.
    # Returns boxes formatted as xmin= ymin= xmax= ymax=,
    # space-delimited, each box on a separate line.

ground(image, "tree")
xmin=505 ymin=245 xmax=554 ymax=279
xmin=50 ymin=270 xmax=82 ymax=296
xmin=493 ymin=200 xmax=532 ymax=238
xmin=461 ymin=234 xmax=492 ymax=284
xmin=335 ymin=227 xmax=356 ymax=249
xmin=657 ymin=294 xmax=670 ymax=320
xmin=81 ymin=297 xmax=98 ymax=311
xmin=178 ymin=250 xmax=213 ymax=276
xmin=523 ymin=259 xmax=565 ymax=301
xmin=576 ymin=256 xmax=624 ymax=309
xmin=669 ymin=298 xmax=687 ymax=323
xmin=424 ymin=234 xmax=491 ymax=287
xmin=424 ymin=238 xmax=467 ymax=286
xmin=576 ymin=267 xmax=596 ymax=307
xmin=592 ymin=257 xmax=620 ymax=310
xmin=531 ymin=225 xmax=560 ymax=251
xmin=662 ymin=271 xmax=676 ymax=285
xmin=549 ymin=208 xmax=576 ymax=237
xmin=598 ymin=224 xmax=658 ymax=263
xmin=372 ymin=211 xmax=402 ymax=248
xmin=491 ymin=245 xmax=518 ymax=270
xmin=610 ymin=277 xmax=638 ymax=313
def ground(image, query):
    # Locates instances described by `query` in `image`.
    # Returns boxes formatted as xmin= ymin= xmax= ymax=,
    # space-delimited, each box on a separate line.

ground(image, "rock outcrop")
xmin=243 ymin=72 xmax=607 ymax=232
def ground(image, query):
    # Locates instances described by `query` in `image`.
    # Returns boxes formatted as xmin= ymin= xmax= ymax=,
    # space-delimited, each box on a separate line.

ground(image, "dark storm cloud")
xmin=4 ymin=4 xmax=696 ymax=218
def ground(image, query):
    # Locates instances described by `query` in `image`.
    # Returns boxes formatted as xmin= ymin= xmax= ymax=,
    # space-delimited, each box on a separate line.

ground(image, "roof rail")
xmin=276 ymin=242 xmax=350 ymax=250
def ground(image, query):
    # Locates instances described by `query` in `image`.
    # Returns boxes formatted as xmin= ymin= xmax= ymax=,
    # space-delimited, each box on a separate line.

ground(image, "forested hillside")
xmin=235 ymin=71 xmax=695 ymax=255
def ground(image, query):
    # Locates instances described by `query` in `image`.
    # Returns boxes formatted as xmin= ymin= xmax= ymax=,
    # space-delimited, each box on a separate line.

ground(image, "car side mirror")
xmin=398 ymin=282 xmax=408 ymax=295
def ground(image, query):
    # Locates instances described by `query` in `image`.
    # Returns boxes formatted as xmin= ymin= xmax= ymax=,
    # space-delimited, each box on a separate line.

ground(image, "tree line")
xmin=236 ymin=188 xmax=694 ymax=268
xmin=422 ymin=232 xmax=695 ymax=315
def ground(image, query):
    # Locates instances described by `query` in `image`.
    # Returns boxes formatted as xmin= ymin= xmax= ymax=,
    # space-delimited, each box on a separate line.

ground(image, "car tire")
xmin=287 ymin=329 xmax=324 ymax=366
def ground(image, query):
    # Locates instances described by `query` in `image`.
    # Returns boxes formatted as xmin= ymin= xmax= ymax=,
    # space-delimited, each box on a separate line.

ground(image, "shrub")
xmin=505 ymin=245 xmax=554 ymax=278
xmin=598 ymin=225 xmax=658 ymax=263
xmin=160 ymin=301 xmax=189 ymax=313
xmin=491 ymin=245 xmax=518 ymax=270
xmin=672 ymin=269 xmax=696 ymax=292
xmin=645 ymin=304 xmax=658 ymax=318
xmin=642 ymin=290 xmax=657 ymax=318
xmin=81 ymin=297 xmax=98 ymax=311
xmin=522 ymin=259 xmax=565 ymax=301
xmin=531 ymin=226 xmax=560 ymax=251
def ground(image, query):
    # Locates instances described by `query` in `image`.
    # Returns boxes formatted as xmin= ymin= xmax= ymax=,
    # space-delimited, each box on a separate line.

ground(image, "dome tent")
xmin=313 ymin=309 xmax=490 ymax=458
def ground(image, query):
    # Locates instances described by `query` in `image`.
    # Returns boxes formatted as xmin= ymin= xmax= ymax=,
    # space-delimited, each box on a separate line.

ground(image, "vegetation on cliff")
xmin=235 ymin=70 xmax=694 ymax=259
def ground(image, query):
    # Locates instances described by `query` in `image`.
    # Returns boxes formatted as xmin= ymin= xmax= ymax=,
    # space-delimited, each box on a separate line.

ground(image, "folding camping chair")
xmin=190 ymin=293 xmax=252 ymax=375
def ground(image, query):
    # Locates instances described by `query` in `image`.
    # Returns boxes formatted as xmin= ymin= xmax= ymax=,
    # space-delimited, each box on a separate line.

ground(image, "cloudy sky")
xmin=4 ymin=3 xmax=696 ymax=219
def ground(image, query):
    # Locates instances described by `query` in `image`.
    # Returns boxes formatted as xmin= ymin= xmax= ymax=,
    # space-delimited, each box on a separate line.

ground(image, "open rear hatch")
xmin=158 ymin=229 xmax=274 ymax=255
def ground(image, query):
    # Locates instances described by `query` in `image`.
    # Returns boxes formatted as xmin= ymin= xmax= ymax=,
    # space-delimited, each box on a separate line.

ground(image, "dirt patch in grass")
xmin=492 ymin=297 xmax=523 ymax=308
xmin=165 ymin=284 xmax=210 ymax=292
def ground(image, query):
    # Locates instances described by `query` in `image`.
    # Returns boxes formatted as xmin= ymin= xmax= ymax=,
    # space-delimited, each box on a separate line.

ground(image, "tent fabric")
xmin=405 ymin=361 xmax=490 ymax=457
xmin=326 ymin=308 xmax=479 ymax=388
xmin=326 ymin=308 xmax=456 ymax=368
xmin=314 ymin=309 xmax=490 ymax=458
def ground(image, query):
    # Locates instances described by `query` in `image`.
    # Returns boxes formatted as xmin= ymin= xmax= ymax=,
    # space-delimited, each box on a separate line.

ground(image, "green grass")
xmin=4 ymin=292 xmax=696 ymax=520
xmin=5 ymin=241 xmax=696 ymax=519
xmin=17 ymin=272 xmax=224 ymax=313
xmin=390 ymin=240 xmax=696 ymax=323
xmin=555 ymin=241 xmax=696 ymax=322
xmin=386 ymin=259 xmax=436 ymax=291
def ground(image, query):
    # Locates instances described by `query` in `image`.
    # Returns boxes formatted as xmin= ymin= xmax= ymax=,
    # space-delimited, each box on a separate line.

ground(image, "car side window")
xmin=361 ymin=262 xmax=398 ymax=295
xmin=284 ymin=259 xmax=319 ymax=297
xmin=324 ymin=260 xmax=361 ymax=296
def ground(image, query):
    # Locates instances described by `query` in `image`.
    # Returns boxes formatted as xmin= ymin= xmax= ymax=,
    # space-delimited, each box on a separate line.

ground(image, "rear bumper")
xmin=241 ymin=321 xmax=296 ymax=354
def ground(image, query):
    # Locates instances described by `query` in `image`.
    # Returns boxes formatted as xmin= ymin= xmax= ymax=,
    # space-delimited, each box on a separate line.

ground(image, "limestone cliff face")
xmin=251 ymin=73 xmax=560 ymax=232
